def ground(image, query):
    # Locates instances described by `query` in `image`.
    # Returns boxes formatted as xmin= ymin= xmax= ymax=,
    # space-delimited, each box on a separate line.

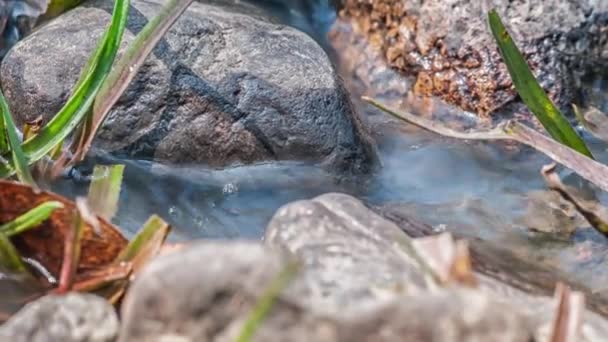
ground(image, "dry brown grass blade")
xmin=70 ymin=262 xmax=132 ymax=292
xmin=573 ymin=105 xmax=608 ymax=143
xmin=412 ymin=232 xmax=477 ymax=287
xmin=541 ymin=163 xmax=608 ymax=237
xmin=56 ymin=198 xmax=88 ymax=293
xmin=89 ymin=216 xmax=170 ymax=304
xmin=549 ymin=283 xmax=585 ymax=342
xmin=364 ymin=97 xmax=608 ymax=193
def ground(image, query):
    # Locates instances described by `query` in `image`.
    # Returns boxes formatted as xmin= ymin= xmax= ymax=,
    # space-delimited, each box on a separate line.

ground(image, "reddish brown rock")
xmin=331 ymin=0 xmax=608 ymax=118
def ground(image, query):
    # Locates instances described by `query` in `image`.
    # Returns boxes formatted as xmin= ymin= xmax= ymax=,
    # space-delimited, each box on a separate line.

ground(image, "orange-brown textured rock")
xmin=332 ymin=0 xmax=608 ymax=117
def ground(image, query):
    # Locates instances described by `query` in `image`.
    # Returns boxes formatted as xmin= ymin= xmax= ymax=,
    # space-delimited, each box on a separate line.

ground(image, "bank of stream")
xmin=46 ymin=0 xmax=608 ymax=301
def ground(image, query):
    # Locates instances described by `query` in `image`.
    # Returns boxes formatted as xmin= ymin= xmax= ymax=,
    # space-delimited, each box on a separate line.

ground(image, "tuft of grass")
xmin=0 ymin=0 xmax=130 ymax=178
xmin=70 ymin=0 xmax=194 ymax=163
xmin=0 ymin=91 xmax=36 ymax=187
xmin=488 ymin=9 xmax=593 ymax=159
xmin=0 ymin=0 xmax=194 ymax=180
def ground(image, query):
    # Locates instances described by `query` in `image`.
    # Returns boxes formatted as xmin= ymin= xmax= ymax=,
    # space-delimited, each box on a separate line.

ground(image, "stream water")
xmin=49 ymin=2 xmax=608 ymax=294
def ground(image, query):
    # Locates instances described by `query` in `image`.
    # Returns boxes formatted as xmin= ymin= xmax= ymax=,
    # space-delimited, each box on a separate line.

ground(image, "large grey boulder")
xmin=118 ymin=240 xmax=533 ymax=342
xmin=264 ymin=192 xmax=428 ymax=314
xmin=0 ymin=0 xmax=376 ymax=174
xmin=0 ymin=293 xmax=119 ymax=342
xmin=118 ymin=241 xmax=340 ymax=342
xmin=265 ymin=193 xmax=608 ymax=339
xmin=117 ymin=194 xmax=608 ymax=341
xmin=332 ymin=0 xmax=608 ymax=119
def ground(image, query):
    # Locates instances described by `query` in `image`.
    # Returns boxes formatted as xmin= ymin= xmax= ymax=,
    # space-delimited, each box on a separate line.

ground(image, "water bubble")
xmin=168 ymin=206 xmax=180 ymax=218
xmin=433 ymin=224 xmax=447 ymax=232
xmin=223 ymin=183 xmax=238 ymax=195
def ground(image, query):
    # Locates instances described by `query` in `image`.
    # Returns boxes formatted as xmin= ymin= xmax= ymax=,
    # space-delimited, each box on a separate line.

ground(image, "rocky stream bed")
xmin=0 ymin=0 xmax=608 ymax=341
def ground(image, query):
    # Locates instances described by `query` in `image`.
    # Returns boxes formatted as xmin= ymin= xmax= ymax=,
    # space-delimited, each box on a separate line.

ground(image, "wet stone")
xmin=0 ymin=293 xmax=119 ymax=342
xmin=0 ymin=0 xmax=377 ymax=175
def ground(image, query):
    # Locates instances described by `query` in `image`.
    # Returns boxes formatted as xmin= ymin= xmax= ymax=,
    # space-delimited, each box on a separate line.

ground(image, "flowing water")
xmin=47 ymin=2 xmax=608 ymax=294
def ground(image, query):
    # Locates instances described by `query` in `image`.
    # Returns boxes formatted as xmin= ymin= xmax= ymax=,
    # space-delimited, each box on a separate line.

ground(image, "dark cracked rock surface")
xmin=0 ymin=0 xmax=377 ymax=174
xmin=331 ymin=0 xmax=608 ymax=119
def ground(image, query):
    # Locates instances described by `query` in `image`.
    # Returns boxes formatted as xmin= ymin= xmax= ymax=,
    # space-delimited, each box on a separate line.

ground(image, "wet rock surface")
xmin=332 ymin=0 xmax=608 ymax=118
xmin=0 ymin=293 xmax=119 ymax=342
xmin=264 ymin=192 xmax=427 ymax=313
xmin=117 ymin=241 xmax=533 ymax=341
xmin=118 ymin=241 xmax=340 ymax=342
xmin=0 ymin=0 xmax=376 ymax=174
xmin=115 ymin=193 xmax=608 ymax=341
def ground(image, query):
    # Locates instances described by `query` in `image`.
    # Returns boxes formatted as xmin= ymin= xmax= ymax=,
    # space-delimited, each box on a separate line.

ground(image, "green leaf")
xmin=114 ymin=215 xmax=170 ymax=268
xmin=71 ymin=0 xmax=194 ymax=162
xmin=236 ymin=261 xmax=299 ymax=342
xmin=0 ymin=0 xmax=130 ymax=178
xmin=43 ymin=0 xmax=84 ymax=20
xmin=87 ymin=164 xmax=124 ymax=221
xmin=0 ymin=91 xmax=37 ymax=187
xmin=0 ymin=201 xmax=64 ymax=237
xmin=488 ymin=10 xmax=593 ymax=159
xmin=0 ymin=110 xmax=7 ymax=155
xmin=0 ymin=233 xmax=28 ymax=274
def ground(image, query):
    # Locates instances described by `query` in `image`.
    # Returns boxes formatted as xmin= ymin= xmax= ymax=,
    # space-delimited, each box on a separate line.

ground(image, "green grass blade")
xmin=114 ymin=215 xmax=170 ymax=265
xmin=0 ymin=201 xmax=64 ymax=237
xmin=0 ymin=233 xmax=28 ymax=274
xmin=0 ymin=111 xmax=7 ymax=154
xmin=43 ymin=0 xmax=84 ymax=20
xmin=236 ymin=261 xmax=299 ymax=342
xmin=488 ymin=10 xmax=593 ymax=159
xmin=0 ymin=91 xmax=36 ymax=187
xmin=87 ymin=164 xmax=124 ymax=220
xmin=0 ymin=0 xmax=130 ymax=178
xmin=72 ymin=0 xmax=193 ymax=161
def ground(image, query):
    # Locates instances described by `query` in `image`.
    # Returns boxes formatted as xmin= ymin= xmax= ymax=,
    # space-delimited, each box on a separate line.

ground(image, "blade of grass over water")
xmin=0 ymin=0 xmax=130 ymax=178
xmin=0 ymin=91 xmax=36 ymax=187
xmin=71 ymin=0 xmax=194 ymax=163
xmin=488 ymin=10 xmax=593 ymax=159
xmin=87 ymin=164 xmax=125 ymax=221
xmin=0 ymin=201 xmax=64 ymax=237
xmin=364 ymin=97 xmax=608 ymax=193
xmin=114 ymin=215 xmax=170 ymax=272
xmin=236 ymin=261 xmax=299 ymax=342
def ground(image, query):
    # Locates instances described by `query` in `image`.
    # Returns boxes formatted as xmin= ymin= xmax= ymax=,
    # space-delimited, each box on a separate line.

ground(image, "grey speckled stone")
xmin=0 ymin=293 xmax=119 ymax=342
xmin=0 ymin=0 xmax=376 ymax=174
xmin=264 ymin=192 xmax=428 ymax=315
xmin=118 ymin=241 xmax=340 ymax=342
xmin=117 ymin=239 xmax=536 ymax=342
